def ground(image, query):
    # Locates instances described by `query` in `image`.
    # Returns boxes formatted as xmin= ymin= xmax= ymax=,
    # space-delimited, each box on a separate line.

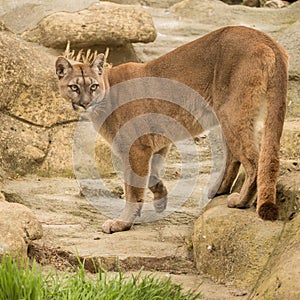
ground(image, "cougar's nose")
xmin=80 ymin=102 xmax=89 ymax=109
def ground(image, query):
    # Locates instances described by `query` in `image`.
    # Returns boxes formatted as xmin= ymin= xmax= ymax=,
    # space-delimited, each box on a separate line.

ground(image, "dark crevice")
xmin=2 ymin=110 xmax=79 ymax=129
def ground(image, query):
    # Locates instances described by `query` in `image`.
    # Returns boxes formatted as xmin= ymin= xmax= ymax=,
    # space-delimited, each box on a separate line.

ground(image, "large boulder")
xmin=0 ymin=23 xmax=123 ymax=177
xmin=170 ymin=0 xmax=299 ymax=34
xmin=21 ymin=2 xmax=156 ymax=49
xmin=192 ymin=197 xmax=283 ymax=289
xmin=277 ymin=21 xmax=300 ymax=81
xmin=0 ymin=27 xmax=79 ymax=176
xmin=0 ymin=200 xmax=43 ymax=257
xmin=0 ymin=2 xmax=155 ymax=65
xmin=251 ymin=213 xmax=300 ymax=299
xmin=0 ymin=0 xmax=98 ymax=34
xmin=193 ymin=195 xmax=300 ymax=297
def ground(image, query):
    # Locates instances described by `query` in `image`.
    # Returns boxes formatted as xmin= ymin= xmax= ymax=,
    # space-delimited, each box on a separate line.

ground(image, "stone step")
xmin=3 ymin=176 xmax=202 ymax=274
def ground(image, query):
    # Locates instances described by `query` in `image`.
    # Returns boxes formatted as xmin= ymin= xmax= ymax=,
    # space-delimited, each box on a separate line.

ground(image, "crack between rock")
xmin=247 ymin=220 xmax=288 ymax=300
xmin=3 ymin=110 xmax=79 ymax=129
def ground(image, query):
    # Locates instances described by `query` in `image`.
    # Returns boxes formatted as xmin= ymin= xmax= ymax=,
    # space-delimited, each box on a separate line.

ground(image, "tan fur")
xmin=56 ymin=26 xmax=288 ymax=233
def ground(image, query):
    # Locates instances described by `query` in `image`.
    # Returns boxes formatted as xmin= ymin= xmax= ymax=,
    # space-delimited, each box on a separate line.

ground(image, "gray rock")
xmin=104 ymin=0 xmax=182 ymax=9
xmin=251 ymin=213 xmax=300 ymax=299
xmin=0 ymin=30 xmax=78 ymax=125
xmin=151 ymin=0 xmax=299 ymax=121
xmin=277 ymin=21 xmax=300 ymax=80
xmin=0 ymin=113 xmax=49 ymax=176
xmin=261 ymin=0 xmax=287 ymax=8
xmin=0 ymin=30 xmax=80 ymax=176
xmin=0 ymin=0 xmax=99 ymax=34
xmin=21 ymin=2 xmax=157 ymax=49
xmin=170 ymin=0 xmax=299 ymax=35
xmin=0 ymin=25 xmax=143 ymax=177
xmin=0 ymin=201 xmax=43 ymax=257
xmin=193 ymin=197 xmax=283 ymax=289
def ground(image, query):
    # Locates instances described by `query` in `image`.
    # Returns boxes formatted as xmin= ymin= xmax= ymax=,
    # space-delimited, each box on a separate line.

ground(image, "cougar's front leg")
xmin=102 ymin=145 xmax=152 ymax=234
xmin=148 ymin=146 xmax=170 ymax=213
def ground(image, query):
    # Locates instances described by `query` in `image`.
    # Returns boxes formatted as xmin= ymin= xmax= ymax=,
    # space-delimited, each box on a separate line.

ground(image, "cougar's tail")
xmin=257 ymin=45 xmax=288 ymax=221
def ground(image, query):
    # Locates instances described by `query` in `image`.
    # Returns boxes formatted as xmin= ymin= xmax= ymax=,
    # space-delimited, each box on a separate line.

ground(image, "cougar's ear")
xmin=90 ymin=53 xmax=105 ymax=76
xmin=55 ymin=57 xmax=73 ymax=79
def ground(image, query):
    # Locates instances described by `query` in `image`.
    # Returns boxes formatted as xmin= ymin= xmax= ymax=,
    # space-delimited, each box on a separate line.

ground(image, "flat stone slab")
xmin=2 ymin=176 xmax=250 ymax=299
xmin=2 ymin=176 xmax=202 ymax=273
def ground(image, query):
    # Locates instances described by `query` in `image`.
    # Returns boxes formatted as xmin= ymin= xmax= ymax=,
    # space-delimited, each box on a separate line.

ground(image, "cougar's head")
xmin=55 ymin=54 xmax=105 ymax=110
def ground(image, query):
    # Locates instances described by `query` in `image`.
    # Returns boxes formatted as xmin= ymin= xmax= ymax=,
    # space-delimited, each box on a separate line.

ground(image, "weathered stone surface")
xmin=170 ymin=0 xmax=299 ymax=34
xmin=0 ymin=113 xmax=49 ymax=176
xmin=261 ymin=0 xmax=287 ymax=8
xmin=0 ymin=191 xmax=5 ymax=202
xmin=243 ymin=0 xmax=260 ymax=6
xmin=0 ymin=29 xmax=80 ymax=176
xmin=0 ymin=30 xmax=78 ymax=126
xmin=40 ymin=123 xmax=76 ymax=176
xmin=251 ymin=213 xmax=300 ymax=299
xmin=243 ymin=0 xmax=288 ymax=7
xmin=21 ymin=2 xmax=157 ymax=49
xmin=0 ymin=0 xmax=99 ymax=34
xmin=104 ymin=0 xmax=182 ymax=8
xmin=0 ymin=201 xmax=43 ymax=257
xmin=278 ymin=21 xmax=300 ymax=80
xmin=192 ymin=197 xmax=283 ymax=289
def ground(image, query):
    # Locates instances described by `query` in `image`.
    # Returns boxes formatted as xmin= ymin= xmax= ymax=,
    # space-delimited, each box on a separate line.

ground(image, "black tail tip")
xmin=258 ymin=202 xmax=279 ymax=221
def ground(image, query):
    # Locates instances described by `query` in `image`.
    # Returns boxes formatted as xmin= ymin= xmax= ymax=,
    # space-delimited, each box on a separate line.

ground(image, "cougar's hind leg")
xmin=218 ymin=100 xmax=260 ymax=209
xmin=216 ymin=147 xmax=241 ymax=195
xmin=148 ymin=146 xmax=170 ymax=213
xmin=102 ymin=144 xmax=153 ymax=233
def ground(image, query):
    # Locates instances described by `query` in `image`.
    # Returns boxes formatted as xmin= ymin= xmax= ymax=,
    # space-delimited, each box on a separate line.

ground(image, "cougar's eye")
xmin=69 ymin=84 xmax=80 ymax=94
xmin=90 ymin=84 xmax=99 ymax=92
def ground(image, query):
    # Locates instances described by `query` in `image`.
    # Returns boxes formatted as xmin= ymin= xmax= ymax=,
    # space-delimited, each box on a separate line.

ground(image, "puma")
xmin=56 ymin=26 xmax=288 ymax=233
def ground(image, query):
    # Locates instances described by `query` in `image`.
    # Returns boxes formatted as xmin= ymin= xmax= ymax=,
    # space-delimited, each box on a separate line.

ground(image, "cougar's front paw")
xmin=101 ymin=219 xmax=133 ymax=234
xmin=153 ymin=196 xmax=168 ymax=213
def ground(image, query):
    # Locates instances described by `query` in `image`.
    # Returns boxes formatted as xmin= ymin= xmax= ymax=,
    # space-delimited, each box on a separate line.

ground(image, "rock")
xmin=21 ymin=2 xmax=156 ymax=49
xmin=104 ymin=0 xmax=183 ymax=8
xmin=243 ymin=0 xmax=260 ymax=6
xmin=261 ymin=0 xmax=287 ymax=8
xmin=277 ymin=21 xmax=300 ymax=81
xmin=193 ymin=190 xmax=300 ymax=298
xmin=0 ymin=30 xmax=79 ymax=176
xmin=192 ymin=196 xmax=283 ymax=289
xmin=0 ymin=0 xmax=99 ymax=34
xmin=0 ymin=113 xmax=49 ymax=176
xmin=170 ymin=0 xmax=299 ymax=34
xmin=0 ymin=30 xmax=78 ymax=125
xmin=0 ymin=190 xmax=5 ymax=202
xmin=0 ymin=20 xmax=8 ymax=32
xmin=221 ymin=0 xmax=243 ymax=4
xmin=0 ymin=27 xmax=140 ymax=177
xmin=39 ymin=123 xmax=76 ymax=177
xmin=250 ymin=213 xmax=300 ymax=299
xmin=0 ymin=201 xmax=43 ymax=257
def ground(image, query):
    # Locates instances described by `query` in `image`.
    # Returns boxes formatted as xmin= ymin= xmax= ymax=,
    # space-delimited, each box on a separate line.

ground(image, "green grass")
xmin=0 ymin=255 xmax=202 ymax=300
